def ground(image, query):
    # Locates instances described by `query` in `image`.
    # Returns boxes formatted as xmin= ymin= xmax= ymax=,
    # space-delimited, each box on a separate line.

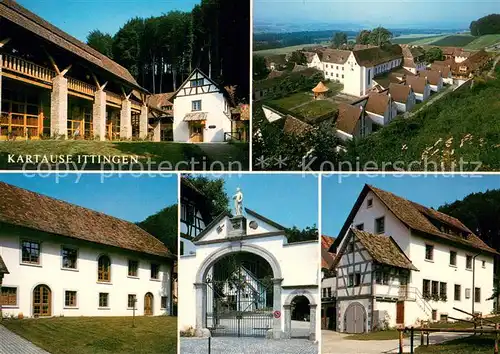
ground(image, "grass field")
xmin=430 ymin=34 xmax=476 ymax=47
xmin=346 ymin=65 xmax=500 ymax=171
xmin=254 ymin=43 xmax=324 ymax=56
xmin=269 ymin=91 xmax=314 ymax=110
xmin=292 ymin=99 xmax=338 ymax=119
xmin=0 ymin=140 xmax=249 ymax=170
xmin=2 ymin=316 xmax=177 ymax=354
xmin=464 ymin=34 xmax=500 ymax=50
xmin=415 ymin=334 xmax=496 ymax=354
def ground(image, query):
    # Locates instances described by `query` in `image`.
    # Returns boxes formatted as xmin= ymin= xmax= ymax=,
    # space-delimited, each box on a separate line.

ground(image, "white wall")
xmin=178 ymin=234 xmax=319 ymax=333
xmin=407 ymin=234 xmax=494 ymax=323
xmin=262 ymin=106 xmax=285 ymax=123
xmin=0 ymin=229 xmax=172 ymax=318
xmin=173 ymin=72 xmax=232 ymax=142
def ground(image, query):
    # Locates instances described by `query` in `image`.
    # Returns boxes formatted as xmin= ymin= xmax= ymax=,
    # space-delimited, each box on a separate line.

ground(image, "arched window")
xmin=97 ymin=255 xmax=111 ymax=282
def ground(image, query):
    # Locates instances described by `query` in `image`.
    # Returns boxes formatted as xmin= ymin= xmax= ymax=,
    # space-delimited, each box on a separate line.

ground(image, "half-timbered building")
xmin=180 ymin=177 xmax=213 ymax=256
xmin=0 ymin=0 xmax=172 ymax=141
xmin=171 ymin=69 xmax=236 ymax=143
xmin=329 ymin=184 xmax=497 ymax=333
xmin=0 ymin=182 xmax=175 ymax=318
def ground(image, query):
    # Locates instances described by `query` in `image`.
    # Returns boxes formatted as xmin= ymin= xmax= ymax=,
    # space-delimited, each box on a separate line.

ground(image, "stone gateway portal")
xmin=179 ymin=188 xmax=320 ymax=341
xmin=204 ymin=252 xmax=274 ymax=337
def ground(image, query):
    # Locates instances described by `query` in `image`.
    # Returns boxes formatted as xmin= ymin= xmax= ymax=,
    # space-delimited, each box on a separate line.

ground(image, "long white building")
xmin=329 ymin=184 xmax=496 ymax=333
xmin=0 ymin=182 xmax=175 ymax=318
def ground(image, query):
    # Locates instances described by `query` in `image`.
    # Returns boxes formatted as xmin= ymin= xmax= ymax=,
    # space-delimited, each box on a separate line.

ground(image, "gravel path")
xmin=181 ymin=337 xmax=318 ymax=354
xmin=0 ymin=325 xmax=50 ymax=354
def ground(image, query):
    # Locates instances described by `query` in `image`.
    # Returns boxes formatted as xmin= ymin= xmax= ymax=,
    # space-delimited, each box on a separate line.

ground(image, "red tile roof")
xmin=0 ymin=182 xmax=172 ymax=258
xmin=336 ymin=103 xmax=363 ymax=134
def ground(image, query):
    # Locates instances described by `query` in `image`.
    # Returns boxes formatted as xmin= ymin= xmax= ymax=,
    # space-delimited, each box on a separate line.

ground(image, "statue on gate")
xmin=233 ymin=187 xmax=243 ymax=216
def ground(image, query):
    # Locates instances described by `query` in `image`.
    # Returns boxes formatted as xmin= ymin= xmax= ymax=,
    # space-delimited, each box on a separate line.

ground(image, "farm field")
xmin=254 ymin=43 xmax=327 ymax=56
xmin=464 ymin=34 xmax=500 ymax=50
xmin=431 ymin=34 xmax=476 ymax=47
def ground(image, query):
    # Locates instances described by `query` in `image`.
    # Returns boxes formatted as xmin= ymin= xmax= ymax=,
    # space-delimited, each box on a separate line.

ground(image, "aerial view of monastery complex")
xmin=253 ymin=9 xmax=500 ymax=171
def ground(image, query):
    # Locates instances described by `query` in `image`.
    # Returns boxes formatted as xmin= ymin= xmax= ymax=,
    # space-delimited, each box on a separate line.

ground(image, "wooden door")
xmin=189 ymin=123 xmax=203 ymax=142
xmin=33 ymin=284 xmax=51 ymax=317
xmin=396 ymin=301 xmax=405 ymax=324
xmin=344 ymin=303 xmax=365 ymax=333
xmin=144 ymin=293 xmax=153 ymax=316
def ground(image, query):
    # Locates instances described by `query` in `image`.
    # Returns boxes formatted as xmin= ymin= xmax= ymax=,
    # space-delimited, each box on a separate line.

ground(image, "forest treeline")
xmin=87 ymin=0 xmax=249 ymax=100
xmin=470 ymin=14 xmax=500 ymax=36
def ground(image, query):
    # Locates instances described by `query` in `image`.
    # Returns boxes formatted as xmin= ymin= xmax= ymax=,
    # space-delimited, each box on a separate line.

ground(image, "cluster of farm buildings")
xmin=257 ymin=43 xmax=491 ymax=141
xmin=0 ymin=0 xmax=248 ymax=143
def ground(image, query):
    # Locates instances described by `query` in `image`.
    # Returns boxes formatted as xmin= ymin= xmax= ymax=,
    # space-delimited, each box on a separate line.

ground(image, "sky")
xmin=0 ymin=173 xmax=178 ymax=223
xmin=322 ymin=174 xmax=500 ymax=237
xmin=196 ymin=174 xmax=319 ymax=230
xmin=17 ymin=0 xmax=200 ymax=42
xmin=254 ymin=0 xmax=500 ymax=29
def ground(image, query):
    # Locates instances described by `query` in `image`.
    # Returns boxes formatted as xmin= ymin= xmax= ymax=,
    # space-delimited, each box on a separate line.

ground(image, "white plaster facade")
xmin=333 ymin=188 xmax=495 ymax=332
xmin=179 ymin=210 xmax=320 ymax=340
xmin=172 ymin=69 xmax=232 ymax=142
xmin=0 ymin=228 xmax=172 ymax=318
xmin=343 ymin=52 xmax=403 ymax=97
xmin=307 ymin=53 xmax=323 ymax=71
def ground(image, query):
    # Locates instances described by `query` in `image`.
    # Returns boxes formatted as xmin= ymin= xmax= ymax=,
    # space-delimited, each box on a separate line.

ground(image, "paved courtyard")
xmin=181 ymin=337 xmax=318 ymax=354
xmin=0 ymin=325 xmax=49 ymax=354
xmin=321 ymin=330 xmax=470 ymax=354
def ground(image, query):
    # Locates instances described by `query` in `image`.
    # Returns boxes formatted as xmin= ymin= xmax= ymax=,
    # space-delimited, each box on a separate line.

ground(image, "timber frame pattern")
xmin=0 ymin=0 xmax=168 ymax=141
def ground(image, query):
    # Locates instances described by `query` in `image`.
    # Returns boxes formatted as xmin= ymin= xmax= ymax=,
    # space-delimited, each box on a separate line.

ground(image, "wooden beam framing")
xmin=91 ymin=73 xmax=108 ymax=91
xmin=46 ymin=53 xmax=60 ymax=75
xmin=60 ymin=64 xmax=73 ymax=77
xmin=121 ymin=87 xmax=132 ymax=100
xmin=2 ymin=72 xmax=52 ymax=90
xmin=0 ymin=38 xmax=11 ymax=48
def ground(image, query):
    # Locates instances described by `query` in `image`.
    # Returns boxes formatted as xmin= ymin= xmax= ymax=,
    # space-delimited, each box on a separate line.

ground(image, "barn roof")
xmin=335 ymin=103 xmax=363 ymax=134
xmin=352 ymin=44 xmax=403 ymax=67
xmin=321 ymin=235 xmax=336 ymax=269
xmin=405 ymin=75 xmax=428 ymax=94
xmin=350 ymin=229 xmax=418 ymax=270
xmin=332 ymin=184 xmax=498 ymax=256
xmin=365 ymin=92 xmax=390 ymax=116
xmin=388 ymin=83 xmax=411 ymax=103
xmin=0 ymin=182 xmax=172 ymax=258
xmin=0 ymin=0 xmax=142 ymax=90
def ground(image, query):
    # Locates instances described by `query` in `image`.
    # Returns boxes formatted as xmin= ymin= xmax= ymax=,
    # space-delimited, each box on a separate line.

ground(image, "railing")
xmin=68 ymin=77 xmax=96 ymax=97
xmin=400 ymin=286 xmax=433 ymax=319
xmin=0 ymin=111 xmax=42 ymax=140
xmin=2 ymin=54 xmax=56 ymax=84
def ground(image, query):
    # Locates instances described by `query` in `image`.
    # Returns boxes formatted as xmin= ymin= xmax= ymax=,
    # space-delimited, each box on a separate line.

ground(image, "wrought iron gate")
xmin=205 ymin=256 xmax=274 ymax=337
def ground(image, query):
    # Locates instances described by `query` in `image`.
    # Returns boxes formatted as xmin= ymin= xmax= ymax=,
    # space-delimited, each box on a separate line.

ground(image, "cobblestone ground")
xmin=0 ymin=325 xmax=50 ymax=354
xmin=181 ymin=337 xmax=318 ymax=354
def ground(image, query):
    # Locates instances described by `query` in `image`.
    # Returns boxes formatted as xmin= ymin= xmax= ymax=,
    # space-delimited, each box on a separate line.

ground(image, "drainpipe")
xmin=472 ymin=253 xmax=481 ymax=317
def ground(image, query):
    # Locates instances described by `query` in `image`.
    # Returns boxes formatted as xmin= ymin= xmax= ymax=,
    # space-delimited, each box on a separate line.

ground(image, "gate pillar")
xmin=194 ymin=282 xmax=210 ymax=337
xmin=272 ymin=278 xmax=284 ymax=339
xmin=283 ymin=304 xmax=292 ymax=339
xmin=309 ymin=304 xmax=317 ymax=341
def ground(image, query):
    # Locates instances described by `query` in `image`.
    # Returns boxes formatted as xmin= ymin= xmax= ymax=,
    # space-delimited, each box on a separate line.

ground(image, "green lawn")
xmin=415 ymin=334 xmax=496 ymax=354
xmin=0 ymin=140 xmax=249 ymax=170
xmin=269 ymin=91 xmax=314 ymax=110
xmin=292 ymin=100 xmax=338 ymax=122
xmin=464 ymin=34 xmax=500 ymax=50
xmin=2 ymin=316 xmax=177 ymax=354
xmin=345 ymin=329 xmax=408 ymax=340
